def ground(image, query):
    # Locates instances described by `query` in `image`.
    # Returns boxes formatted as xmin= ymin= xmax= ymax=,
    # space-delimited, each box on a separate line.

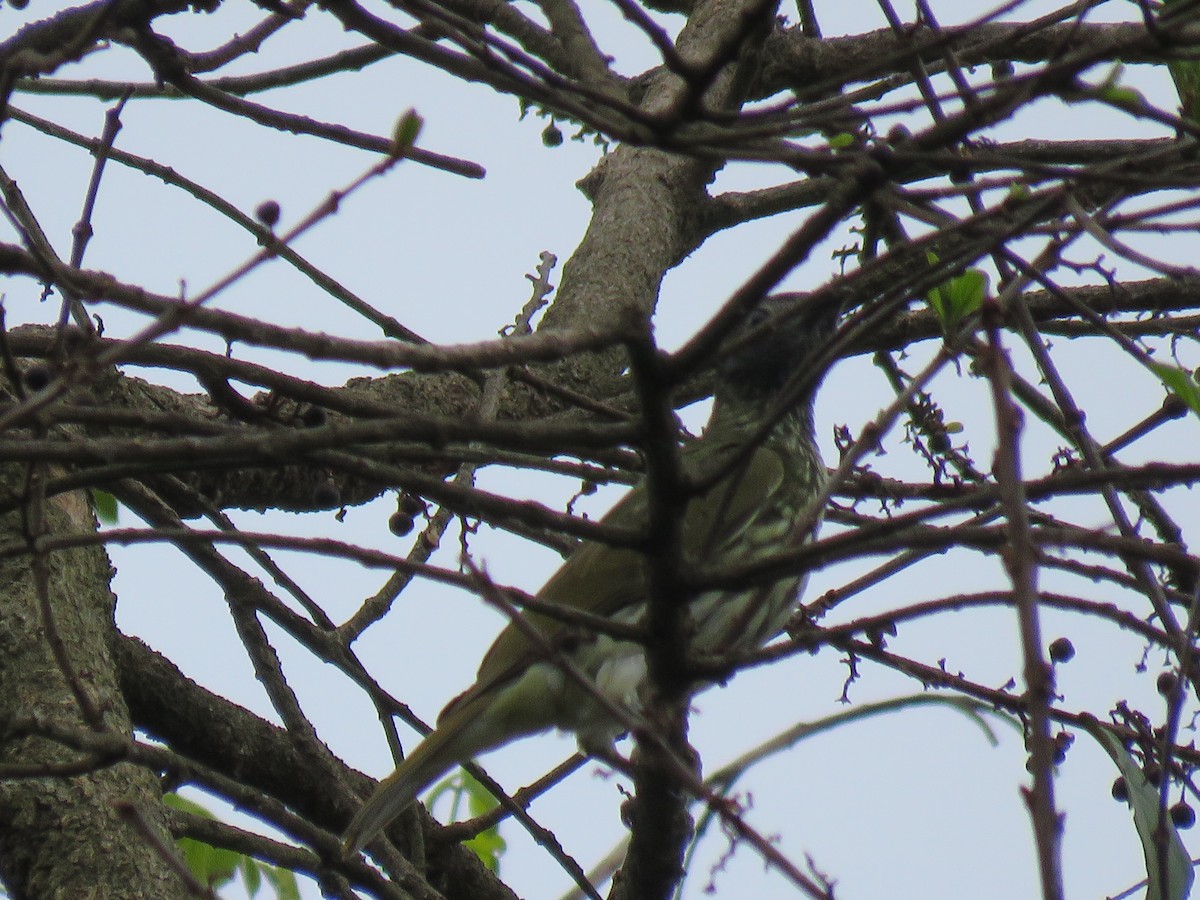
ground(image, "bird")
xmin=341 ymin=293 xmax=838 ymax=856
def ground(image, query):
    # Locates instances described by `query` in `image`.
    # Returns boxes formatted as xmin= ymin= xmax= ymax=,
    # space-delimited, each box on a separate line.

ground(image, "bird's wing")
xmin=441 ymin=439 xmax=786 ymax=720
xmin=679 ymin=438 xmax=786 ymax=562
xmin=449 ymin=489 xmax=649 ymax=718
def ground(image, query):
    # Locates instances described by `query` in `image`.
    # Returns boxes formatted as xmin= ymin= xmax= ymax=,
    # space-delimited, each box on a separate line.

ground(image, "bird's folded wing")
xmin=444 ymin=440 xmax=786 ymax=717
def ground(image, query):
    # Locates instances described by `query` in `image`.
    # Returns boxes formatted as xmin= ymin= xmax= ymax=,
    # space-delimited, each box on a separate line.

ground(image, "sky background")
xmin=2 ymin=1 xmax=1198 ymax=898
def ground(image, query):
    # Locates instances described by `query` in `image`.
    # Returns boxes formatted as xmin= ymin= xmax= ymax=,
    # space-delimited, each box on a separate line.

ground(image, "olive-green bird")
xmin=342 ymin=294 xmax=837 ymax=856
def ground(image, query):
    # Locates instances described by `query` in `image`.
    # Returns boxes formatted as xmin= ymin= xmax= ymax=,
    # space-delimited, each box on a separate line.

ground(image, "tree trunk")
xmin=0 ymin=473 xmax=180 ymax=899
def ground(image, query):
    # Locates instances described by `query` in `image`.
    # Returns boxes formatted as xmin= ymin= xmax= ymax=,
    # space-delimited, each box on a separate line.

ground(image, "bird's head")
xmin=715 ymin=293 xmax=841 ymax=407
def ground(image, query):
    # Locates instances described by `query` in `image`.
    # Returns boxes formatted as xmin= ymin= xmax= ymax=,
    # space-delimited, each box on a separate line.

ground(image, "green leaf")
xmin=458 ymin=771 xmax=508 ymax=871
xmin=91 ymin=489 xmax=119 ymax=524
xmin=262 ymin=865 xmax=301 ymax=900
xmin=178 ymin=837 xmax=241 ymax=889
xmin=164 ymin=793 xmax=238 ymax=887
xmin=391 ymin=109 xmax=424 ymax=157
xmin=1087 ymin=62 xmax=1147 ymax=111
xmin=1101 ymin=85 xmax=1147 ymax=108
xmin=1078 ymin=717 xmax=1193 ymax=900
xmin=163 ymin=793 xmax=300 ymax=898
xmin=924 ymin=251 xmax=989 ymax=335
xmin=828 ymin=132 xmax=855 ymax=150
xmin=465 ymin=825 xmax=507 ymax=872
xmin=240 ymin=855 xmax=262 ymax=895
xmin=1005 ymin=183 xmax=1032 ymax=204
xmin=163 ymin=791 xmax=217 ymax=819
xmin=462 ymin=771 xmax=497 ymax=818
xmin=1169 ymin=60 xmax=1200 ymax=122
xmin=426 ymin=770 xmax=508 ymax=872
xmin=948 ymin=268 xmax=988 ymax=313
xmin=1151 ymin=363 xmax=1200 ymax=417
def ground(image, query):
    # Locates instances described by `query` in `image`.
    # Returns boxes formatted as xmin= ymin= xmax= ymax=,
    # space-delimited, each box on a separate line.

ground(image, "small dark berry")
xmin=991 ymin=60 xmax=1014 ymax=79
xmin=1157 ymin=671 xmax=1179 ymax=697
xmin=255 ymin=200 xmax=281 ymax=228
xmin=929 ymin=432 xmax=951 ymax=453
xmin=1171 ymin=802 xmax=1196 ymax=829
xmin=1048 ymin=637 xmax=1075 ymax=663
xmin=312 ymin=482 xmax=340 ymax=507
xmin=1111 ymin=777 xmax=1129 ymax=803
xmin=399 ymin=494 xmax=425 ymax=516
xmin=9 ymin=0 xmax=29 ymax=8
xmin=887 ymin=124 xmax=911 ymax=146
xmin=389 ymin=512 xmax=415 ymax=537
xmin=23 ymin=364 xmax=51 ymax=391
xmin=542 ymin=123 xmax=563 ymax=147
xmin=301 ymin=406 xmax=327 ymax=428
xmin=1145 ymin=764 xmax=1163 ymax=788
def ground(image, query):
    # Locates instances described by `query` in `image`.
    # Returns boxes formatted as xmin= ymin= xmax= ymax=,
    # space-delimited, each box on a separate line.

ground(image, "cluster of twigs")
xmin=3 ymin=1 xmax=1200 ymax=899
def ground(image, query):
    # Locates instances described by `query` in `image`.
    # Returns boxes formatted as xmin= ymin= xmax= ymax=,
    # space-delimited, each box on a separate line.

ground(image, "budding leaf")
xmin=1100 ymin=85 xmax=1146 ymax=108
xmin=1151 ymin=363 xmax=1200 ymax=417
xmin=925 ymin=252 xmax=988 ymax=335
xmin=391 ymin=109 xmax=424 ymax=157
xmin=92 ymin=490 xmax=119 ymax=524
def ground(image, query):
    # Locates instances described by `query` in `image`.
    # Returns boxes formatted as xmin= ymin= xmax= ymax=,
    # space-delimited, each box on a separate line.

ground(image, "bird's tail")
xmin=340 ymin=702 xmax=487 ymax=857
